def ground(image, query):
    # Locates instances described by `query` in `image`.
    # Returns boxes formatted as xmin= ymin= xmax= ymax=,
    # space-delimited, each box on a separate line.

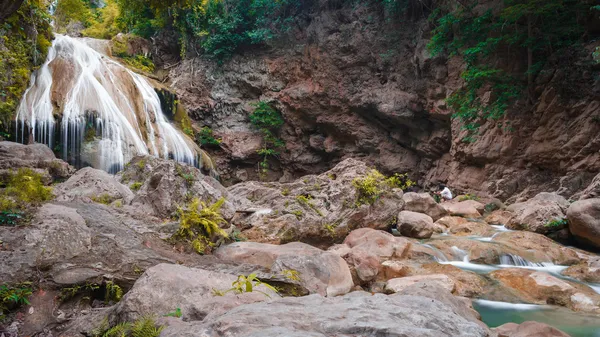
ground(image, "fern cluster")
xmin=0 ymin=283 xmax=32 ymax=320
xmin=92 ymin=316 xmax=163 ymax=337
xmin=172 ymin=198 xmax=228 ymax=254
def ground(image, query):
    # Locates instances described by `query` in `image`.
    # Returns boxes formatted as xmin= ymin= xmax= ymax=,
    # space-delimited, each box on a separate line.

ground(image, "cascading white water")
xmin=16 ymin=34 xmax=198 ymax=173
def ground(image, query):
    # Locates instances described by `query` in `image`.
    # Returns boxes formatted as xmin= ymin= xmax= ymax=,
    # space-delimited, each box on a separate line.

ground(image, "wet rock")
xmin=397 ymin=211 xmax=434 ymax=239
xmin=159 ymin=291 xmax=489 ymax=337
xmin=567 ymin=198 xmax=600 ymax=249
xmin=563 ymin=256 xmax=600 ymax=283
xmin=494 ymin=321 xmax=570 ymax=337
xmin=490 ymin=268 xmax=600 ymax=313
xmin=435 ymin=216 xmax=468 ymax=229
xmin=118 ymin=156 xmax=235 ymax=219
xmin=227 ymin=159 xmax=403 ymax=244
xmin=442 ymin=201 xmax=482 ymax=218
xmin=114 ymin=263 xmax=279 ymax=322
xmin=493 ymin=231 xmax=580 ymax=265
xmin=385 ymin=274 xmax=455 ymax=293
xmin=506 ymin=192 xmax=569 ymax=234
xmin=0 ymin=141 xmax=73 ymax=181
xmin=214 ymin=241 xmax=353 ymax=296
xmin=448 ymin=220 xmax=496 ymax=237
xmin=402 ymin=192 xmax=447 ymax=221
xmin=54 ymin=167 xmax=134 ymax=203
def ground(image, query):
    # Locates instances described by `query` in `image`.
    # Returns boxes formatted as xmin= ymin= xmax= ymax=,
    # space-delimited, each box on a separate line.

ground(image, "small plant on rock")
xmin=353 ymin=169 xmax=414 ymax=206
xmin=0 ymin=283 xmax=32 ymax=319
xmin=91 ymin=316 xmax=164 ymax=337
xmin=171 ymin=198 xmax=228 ymax=254
xmin=0 ymin=168 xmax=53 ymax=213
xmin=458 ymin=194 xmax=479 ymax=201
xmin=281 ymin=269 xmax=301 ymax=282
xmin=545 ymin=218 xmax=568 ymax=228
xmin=130 ymin=182 xmax=142 ymax=191
xmin=213 ymin=273 xmax=278 ymax=298
xmin=197 ymin=126 xmax=222 ymax=147
xmin=249 ymin=101 xmax=285 ymax=177
xmin=105 ymin=281 xmax=123 ymax=303
xmin=164 ymin=307 xmax=182 ymax=318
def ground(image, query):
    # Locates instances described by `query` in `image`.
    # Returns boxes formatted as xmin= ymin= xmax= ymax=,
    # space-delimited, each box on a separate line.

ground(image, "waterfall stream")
xmin=16 ymin=34 xmax=198 ymax=173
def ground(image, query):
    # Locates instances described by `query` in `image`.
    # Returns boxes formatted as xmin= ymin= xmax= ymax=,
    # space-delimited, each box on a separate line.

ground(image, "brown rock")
xmin=567 ymin=198 xmax=600 ymax=249
xmin=442 ymin=201 xmax=482 ymax=218
xmin=397 ymin=211 xmax=434 ymax=239
xmin=485 ymin=210 xmax=514 ymax=226
xmin=494 ymin=321 xmax=570 ymax=337
xmin=402 ymin=192 xmax=447 ymax=221
xmin=493 ymin=231 xmax=580 ymax=265
xmin=506 ymin=192 xmax=569 ymax=234
xmin=435 ymin=216 xmax=468 ymax=229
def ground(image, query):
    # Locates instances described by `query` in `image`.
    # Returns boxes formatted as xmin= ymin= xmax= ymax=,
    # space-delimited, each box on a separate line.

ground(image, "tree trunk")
xmin=0 ymin=0 xmax=25 ymax=23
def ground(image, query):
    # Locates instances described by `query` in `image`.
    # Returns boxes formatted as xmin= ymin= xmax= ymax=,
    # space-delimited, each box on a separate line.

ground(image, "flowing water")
xmin=413 ymin=224 xmax=600 ymax=333
xmin=16 ymin=34 xmax=198 ymax=173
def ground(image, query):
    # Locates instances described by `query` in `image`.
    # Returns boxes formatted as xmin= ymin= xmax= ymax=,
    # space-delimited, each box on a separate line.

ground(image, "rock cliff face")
xmin=167 ymin=1 xmax=600 ymax=202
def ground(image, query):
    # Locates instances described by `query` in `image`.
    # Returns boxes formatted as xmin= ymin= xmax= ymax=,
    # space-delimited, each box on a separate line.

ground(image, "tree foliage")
xmin=428 ymin=0 xmax=594 ymax=138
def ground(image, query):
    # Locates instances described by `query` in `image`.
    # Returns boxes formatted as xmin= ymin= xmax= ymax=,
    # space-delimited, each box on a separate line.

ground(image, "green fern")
xmin=131 ymin=316 xmax=164 ymax=337
xmin=102 ymin=322 xmax=132 ymax=337
xmin=92 ymin=316 xmax=163 ymax=337
xmin=172 ymin=198 xmax=228 ymax=254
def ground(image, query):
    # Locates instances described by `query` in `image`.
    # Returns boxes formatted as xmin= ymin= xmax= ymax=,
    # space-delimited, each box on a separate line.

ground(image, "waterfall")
xmin=16 ymin=34 xmax=198 ymax=173
xmin=499 ymin=254 xmax=545 ymax=267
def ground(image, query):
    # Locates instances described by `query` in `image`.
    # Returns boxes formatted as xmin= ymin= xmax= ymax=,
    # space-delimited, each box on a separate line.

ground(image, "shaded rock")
xmin=402 ymin=192 xmax=447 ymax=221
xmin=215 ymin=241 xmax=353 ymax=296
xmin=397 ymin=210 xmax=434 ymax=239
xmin=490 ymin=268 xmax=600 ymax=313
xmin=380 ymin=260 xmax=413 ymax=279
xmin=442 ymin=201 xmax=482 ymax=218
xmin=485 ymin=210 xmax=514 ymax=226
xmin=159 ymin=291 xmax=489 ymax=337
xmin=0 ymin=141 xmax=73 ymax=181
xmin=567 ymin=198 xmax=600 ymax=249
xmin=227 ymin=159 xmax=404 ymax=245
xmin=506 ymin=192 xmax=569 ymax=234
xmin=385 ymin=274 xmax=455 ymax=293
xmin=54 ymin=167 xmax=134 ymax=203
xmin=118 ymin=156 xmax=234 ymax=219
xmin=114 ymin=263 xmax=279 ymax=322
xmin=494 ymin=321 xmax=570 ymax=337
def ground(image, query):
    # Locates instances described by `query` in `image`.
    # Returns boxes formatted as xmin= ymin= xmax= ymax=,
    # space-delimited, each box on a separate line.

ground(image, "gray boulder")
xmin=159 ymin=287 xmax=489 ymax=337
xmin=227 ymin=158 xmax=404 ymax=245
xmin=54 ymin=167 xmax=134 ymax=204
xmin=402 ymin=192 xmax=447 ymax=220
xmin=0 ymin=141 xmax=73 ymax=181
xmin=215 ymin=241 xmax=353 ymax=297
xmin=114 ymin=263 xmax=279 ymax=322
xmin=567 ymin=198 xmax=600 ymax=249
xmin=118 ymin=156 xmax=235 ymax=219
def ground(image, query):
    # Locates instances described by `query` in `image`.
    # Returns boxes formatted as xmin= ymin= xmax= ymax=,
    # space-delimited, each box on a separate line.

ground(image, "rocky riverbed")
xmin=2 ymin=141 xmax=600 ymax=336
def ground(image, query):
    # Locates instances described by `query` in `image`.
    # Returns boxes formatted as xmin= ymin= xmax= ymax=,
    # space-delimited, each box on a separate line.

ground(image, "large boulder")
xmin=215 ymin=241 xmax=353 ymax=297
xmin=0 ymin=141 xmax=73 ymax=181
xmin=385 ymin=274 xmax=455 ymax=293
xmin=159 ymin=287 xmax=489 ymax=337
xmin=227 ymin=159 xmax=404 ymax=245
xmin=506 ymin=192 xmax=569 ymax=234
xmin=493 ymin=321 xmax=570 ymax=337
xmin=114 ymin=263 xmax=279 ymax=322
xmin=492 ymin=231 xmax=580 ymax=265
xmin=566 ymin=198 xmax=600 ymax=249
xmin=328 ymin=228 xmax=412 ymax=284
xmin=117 ymin=156 xmax=235 ymax=219
xmin=397 ymin=211 xmax=434 ymax=239
xmin=402 ymin=192 xmax=447 ymax=220
xmin=54 ymin=167 xmax=134 ymax=204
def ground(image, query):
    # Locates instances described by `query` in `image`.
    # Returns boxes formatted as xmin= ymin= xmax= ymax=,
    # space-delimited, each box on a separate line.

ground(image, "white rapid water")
xmin=16 ymin=34 xmax=197 ymax=173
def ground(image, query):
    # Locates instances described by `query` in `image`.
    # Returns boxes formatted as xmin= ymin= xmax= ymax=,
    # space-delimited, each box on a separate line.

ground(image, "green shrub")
xmin=105 ymin=281 xmax=123 ymax=303
xmin=212 ymin=273 xmax=277 ymax=298
xmin=171 ymin=198 xmax=228 ymax=254
xmin=545 ymin=218 xmax=568 ymax=228
xmin=130 ymin=182 xmax=142 ymax=191
xmin=458 ymin=194 xmax=479 ymax=201
xmin=352 ymin=169 xmax=415 ymax=206
xmin=0 ymin=168 xmax=53 ymax=214
xmin=54 ymin=0 xmax=93 ymax=31
xmin=121 ymin=54 xmax=155 ymax=73
xmin=0 ymin=283 xmax=32 ymax=320
xmin=249 ymin=101 xmax=285 ymax=176
xmin=92 ymin=193 xmax=115 ymax=205
xmin=197 ymin=126 xmax=221 ymax=147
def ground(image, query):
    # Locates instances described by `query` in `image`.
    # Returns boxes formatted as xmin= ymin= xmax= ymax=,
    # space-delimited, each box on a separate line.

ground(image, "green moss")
xmin=121 ymin=54 xmax=155 ymax=73
xmin=0 ymin=168 xmax=53 ymax=213
xmin=352 ymin=169 xmax=415 ymax=206
xmin=91 ymin=193 xmax=115 ymax=205
xmin=296 ymin=195 xmax=323 ymax=216
xmin=281 ymin=188 xmax=290 ymax=196
xmin=0 ymin=0 xmax=53 ymax=131
xmin=290 ymin=210 xmax=303 ymax=220
xmin=197 ymin=126 xmax=221 ymax=147
xmin=458 ymin=194 xmax=479 ymax=201
xmin=130 ymin=182 xmax=142 ymax=191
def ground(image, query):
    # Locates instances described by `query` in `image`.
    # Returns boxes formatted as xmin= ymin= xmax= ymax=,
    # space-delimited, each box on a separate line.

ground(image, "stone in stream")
xmin=442 ymin=200 xmax=483 ymax=218
xmin=215 ymin=241 xmax=353 ymax=297
xmin=567 ymin=198 xmax=600 ymax=250
xmin=158 ymin=284 xmax=490 ymax=337
xmin=397 ymin=210 xmax=434 ymax=239
xmin=494 ymin=321 xmax=570 ymax=337
xmin=506 ymin=192 xmax=569 ymax=234
xmin=402 ymin=192 xmax=447 ymax=220
xmin=384 ymin=274 xmax=455 ymax=293
xmin=485 ymin=210 xmax=514 ymax=226
xmin=490 ymin=268 xmax=600 ymax=314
